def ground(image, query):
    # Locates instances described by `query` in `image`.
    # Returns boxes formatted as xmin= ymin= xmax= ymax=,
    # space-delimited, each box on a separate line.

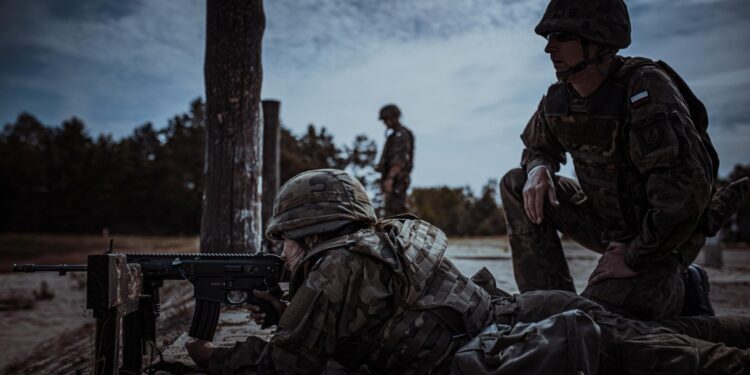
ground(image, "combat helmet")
xmin=535 ymin=0 xmax=631 ymax=49
xmin=536 ymin=0 xmax=631 ymax=80
xmin=379 ymin=104 xmax=401 ymax=120
xmin=266 ymin=169 xmax=377 ymax=241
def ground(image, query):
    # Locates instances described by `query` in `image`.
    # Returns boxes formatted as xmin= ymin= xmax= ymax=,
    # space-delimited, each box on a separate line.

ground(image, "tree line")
xmin=410 ymin=183 xmax=506 ymax=237
xmin=0 ymin=98 xmax=508 ymax=236
xmin=3 ymin=96 xmax=747 ymax=240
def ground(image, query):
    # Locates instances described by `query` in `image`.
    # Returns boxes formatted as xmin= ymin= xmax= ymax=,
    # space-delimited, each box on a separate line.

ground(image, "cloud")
xmin=262 ymin=1 xmax=555 ymax=190
xmin=263 ymin=0 xmax=546 ymax=70
xmin=0 ymin=0 xmax=205 ymax=135
xmin=263 ymin=0 xmax=750 ymax=189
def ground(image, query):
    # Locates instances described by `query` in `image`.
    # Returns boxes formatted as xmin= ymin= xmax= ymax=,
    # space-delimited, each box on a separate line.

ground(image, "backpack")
xmin=451 ymin=309 xmax=601 ymax=375
xmin=616 ymin=57 xmax=719 ymax=180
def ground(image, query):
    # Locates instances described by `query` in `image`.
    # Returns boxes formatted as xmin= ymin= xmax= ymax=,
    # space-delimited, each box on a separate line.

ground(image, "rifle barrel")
xmin=12 ymin=264 xmax=87 ymax=273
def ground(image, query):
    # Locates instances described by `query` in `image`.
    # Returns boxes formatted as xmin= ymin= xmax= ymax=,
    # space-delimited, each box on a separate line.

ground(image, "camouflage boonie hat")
xmin=379 ymin=104 xmax=401 ymax=120
xmin=535 ymin=0 xmax=631 ymax=49
xmin=265 ymin=169 xmax=377 ymax=240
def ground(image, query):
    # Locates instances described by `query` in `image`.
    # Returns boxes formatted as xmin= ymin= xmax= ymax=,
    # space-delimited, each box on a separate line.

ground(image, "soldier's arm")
xmin=624 ymin=66 xmax=713 ymax=270
xmin=520 ymin=98 xmax=566 ymax=174
xmin=208 ymin=251 xmax=393 ymax=374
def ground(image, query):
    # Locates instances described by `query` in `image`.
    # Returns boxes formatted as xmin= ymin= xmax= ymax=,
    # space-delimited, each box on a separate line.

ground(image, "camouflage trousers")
xmin=495 ymin=290 xmax=750 ymax=375
xmin=383 ymin=176 xmax=410 ymax=217
xmin=499 ymin=168 xmax=704 ymax=320
xmin=212 ymin=287 xmax=750 ymax=374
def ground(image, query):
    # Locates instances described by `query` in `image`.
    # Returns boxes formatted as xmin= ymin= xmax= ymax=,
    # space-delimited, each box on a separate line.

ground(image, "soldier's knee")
xmin=500 ymin=168 xmax=527 ymax=201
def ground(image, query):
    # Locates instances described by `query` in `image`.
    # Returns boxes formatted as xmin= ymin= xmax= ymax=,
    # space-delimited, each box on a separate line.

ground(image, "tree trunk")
xmin=201 ymin=0 xmax=265 ymax=254
xmin=261 ymin=100 xmax=280 ymax=236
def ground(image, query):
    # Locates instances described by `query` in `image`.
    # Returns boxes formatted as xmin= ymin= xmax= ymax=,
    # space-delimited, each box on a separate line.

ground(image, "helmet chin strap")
xmin=556 ymin=39 xmax=612 ymax=81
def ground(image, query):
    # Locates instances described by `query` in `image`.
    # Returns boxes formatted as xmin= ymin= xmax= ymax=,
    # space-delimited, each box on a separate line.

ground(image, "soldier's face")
xmin=281 ymin=239 xmax=305 ymax=273
xmin=382 ymin=116 xmax=399 ymax=129
xmin=544 ymin=32 xmax=584 ymax=72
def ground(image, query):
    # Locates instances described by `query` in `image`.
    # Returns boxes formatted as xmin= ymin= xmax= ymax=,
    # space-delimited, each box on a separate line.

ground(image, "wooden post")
xmin=261 ymin=100 xmax=280 ymax=237
xmin=201 ymin=0 xmax=266 ymax=254
xmin=121 ymin=310 xmax=143 ymax=372
xmin=94 ymin=309 xmax=121 ymax=375
xmin=87 ymin=254 xmax=142 ymax=375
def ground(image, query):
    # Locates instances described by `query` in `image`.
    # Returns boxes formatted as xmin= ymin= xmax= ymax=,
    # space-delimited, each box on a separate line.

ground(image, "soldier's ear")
xmin=594 ymin=44 xmax=618 ymax=57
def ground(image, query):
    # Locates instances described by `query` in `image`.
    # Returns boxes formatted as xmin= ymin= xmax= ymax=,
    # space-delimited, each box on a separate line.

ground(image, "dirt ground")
xmin=1 ymin=234 xmax=748 ymax=374
xmin=0 ymin=233 xmax=200 ymax=373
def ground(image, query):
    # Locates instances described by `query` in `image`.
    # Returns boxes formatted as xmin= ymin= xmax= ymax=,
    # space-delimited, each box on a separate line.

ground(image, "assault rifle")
xmin=13 ymin=246 xmax=286 ymax=375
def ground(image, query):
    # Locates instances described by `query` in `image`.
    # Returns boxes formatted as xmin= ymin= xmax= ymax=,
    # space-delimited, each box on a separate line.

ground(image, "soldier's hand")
xmin=185 ymin=339 xmax=216 ymax=367
xmin=247 ymin=289 xmax=287 ymax=326
xmin=588 ymin=242 xmax=638 ymax=285
xmin=523 ymin=166 xmax=559 ymax=224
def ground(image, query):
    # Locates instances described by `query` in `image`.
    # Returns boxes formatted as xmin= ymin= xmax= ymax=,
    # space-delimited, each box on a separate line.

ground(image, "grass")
xmin=0 ymin=233 xmax=199 ymax=273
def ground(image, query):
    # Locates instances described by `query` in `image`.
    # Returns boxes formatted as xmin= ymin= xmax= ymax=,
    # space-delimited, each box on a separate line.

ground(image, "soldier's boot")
xmin=701 ymin=177 xmax=750 ymax=236
xmin=681 ymin=264 xmax=715 ymax=316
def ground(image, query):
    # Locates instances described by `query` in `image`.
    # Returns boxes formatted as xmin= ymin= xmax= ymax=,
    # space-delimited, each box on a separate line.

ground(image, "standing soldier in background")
xmin=377 ymin=104 xmax=414 ymax=217
xmin=500 ymin=0 xmax=749 ymax=321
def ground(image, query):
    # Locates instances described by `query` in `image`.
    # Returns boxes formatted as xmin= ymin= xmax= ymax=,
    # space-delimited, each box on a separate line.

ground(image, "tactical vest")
xmin=294 ymin=219 xmax=493 ymax=374
xmin=542 ymin=56 xmax=713 ymax=243
xmin=378 ymin=126 xmax=415 ymax=176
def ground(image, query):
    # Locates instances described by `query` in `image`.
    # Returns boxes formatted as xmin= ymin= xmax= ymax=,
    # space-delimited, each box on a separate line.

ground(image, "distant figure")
xmin=376 ymin=104 xmax=414 ymax=217
xmin=500 ymin=0 xmax=748 ymax=321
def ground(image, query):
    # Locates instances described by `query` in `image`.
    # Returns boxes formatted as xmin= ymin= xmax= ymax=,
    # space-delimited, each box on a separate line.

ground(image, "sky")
xmin=1 ymin=0 xmax=749 ymax=193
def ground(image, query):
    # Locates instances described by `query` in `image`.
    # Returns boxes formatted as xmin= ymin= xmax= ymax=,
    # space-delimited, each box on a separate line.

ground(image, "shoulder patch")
xmin=630 ymin=90 xmax=651 ymax=108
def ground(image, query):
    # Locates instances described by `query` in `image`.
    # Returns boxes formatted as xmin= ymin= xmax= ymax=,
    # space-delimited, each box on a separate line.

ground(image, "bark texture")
xmin=201 ymin=0 xmax=265 ymax=253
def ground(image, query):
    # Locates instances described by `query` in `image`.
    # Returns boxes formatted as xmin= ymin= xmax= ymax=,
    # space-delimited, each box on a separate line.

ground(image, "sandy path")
xmin=0 ymin=272 xmax=89 ymax=370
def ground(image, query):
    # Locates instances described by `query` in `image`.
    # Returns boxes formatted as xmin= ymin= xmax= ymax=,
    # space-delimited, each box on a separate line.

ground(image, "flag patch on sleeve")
xmin=630 ymin=90 xmax=651 ymax=108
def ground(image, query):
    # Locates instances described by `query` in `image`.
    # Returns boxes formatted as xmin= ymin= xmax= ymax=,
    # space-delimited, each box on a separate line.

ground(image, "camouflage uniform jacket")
xmin=520 ymin=56 xmax=714 ymax=270
xmin=377 ymin=125 xmax=415 ymax=180
xmin=208 ymin=219 xmax=493 ymax=374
